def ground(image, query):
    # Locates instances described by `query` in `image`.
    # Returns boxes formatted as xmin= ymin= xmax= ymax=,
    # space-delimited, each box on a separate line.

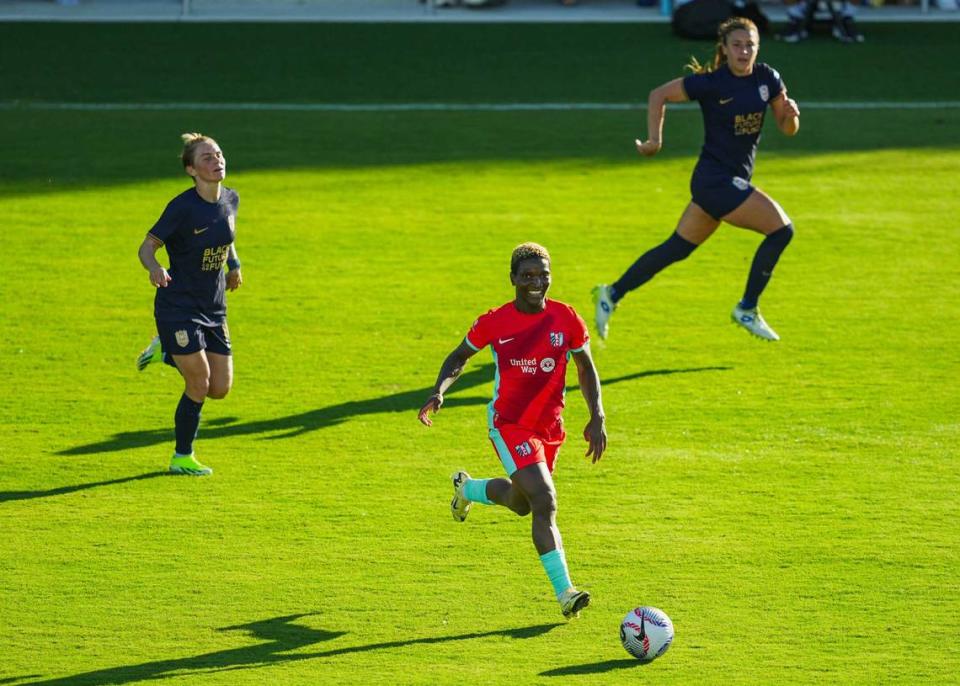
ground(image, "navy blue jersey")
xmin=148 ymin=187 xmax=238 ymax=325
xmin=682 ymin=63 xmax=785 ymax=180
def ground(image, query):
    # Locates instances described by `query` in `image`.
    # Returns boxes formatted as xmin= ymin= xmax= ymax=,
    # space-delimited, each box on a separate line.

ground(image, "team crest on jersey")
xmin=759 ymin=85 xmax=770 ymax=102
xmin=549 ymin=332 xmax=564 ymax=348
xmin=515 ymin=441 xmax=533 ymax=458
xmin=540 ymin=358 xmax=556 ymax=373
xmin=175 ymin=330 xmax=189 ymax=348
xmin=732 ymin=176 xmax=750 ymax=191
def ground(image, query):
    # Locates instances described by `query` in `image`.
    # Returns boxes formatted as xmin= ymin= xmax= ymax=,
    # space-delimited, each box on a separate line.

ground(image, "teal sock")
xmin=539 ymin=549 xmax=573 ymax=599
xmin=463 ymin=478 xmax=493 ymax=505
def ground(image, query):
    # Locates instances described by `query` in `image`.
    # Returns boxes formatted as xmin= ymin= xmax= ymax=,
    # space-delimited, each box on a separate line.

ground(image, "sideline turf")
xmin=0 ymin=23 xmax=957 ymax=104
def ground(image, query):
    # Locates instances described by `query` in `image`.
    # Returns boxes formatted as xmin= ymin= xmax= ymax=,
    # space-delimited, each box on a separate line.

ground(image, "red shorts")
xmin=488 ymin=419 xmax=565 ymax=476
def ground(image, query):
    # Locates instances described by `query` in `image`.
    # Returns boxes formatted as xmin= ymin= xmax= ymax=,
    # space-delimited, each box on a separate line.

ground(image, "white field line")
xmin=1 ymin=101 xmax=959 ymax=112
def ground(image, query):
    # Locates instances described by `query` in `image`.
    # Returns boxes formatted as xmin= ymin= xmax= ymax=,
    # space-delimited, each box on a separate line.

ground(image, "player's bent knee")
xmin=207 ymin=385 xmax=231 ymax=400
xmin=506 ymin=488 xmax=532 ymax=516
xmin=186 ymin=378 xmax=211 ymax=399
xmin=768 ymin=222 xmax=795 ymax=243
xmin=512 ymin=501 xmax=532 ymax=517
xmin=528 ymin=489 xmax=558 ymax=518
xmin=668 ymin=232 xmax=699 ymax=260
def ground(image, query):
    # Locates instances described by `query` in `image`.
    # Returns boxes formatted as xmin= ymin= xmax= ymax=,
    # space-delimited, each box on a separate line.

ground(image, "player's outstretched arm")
xmin=572 ymin=347 xmax=607 ymax=463
xmin=418 ymin=340 xmax=477 ymax=427
xmin=636 ymin=78 xmax=689 ymax=157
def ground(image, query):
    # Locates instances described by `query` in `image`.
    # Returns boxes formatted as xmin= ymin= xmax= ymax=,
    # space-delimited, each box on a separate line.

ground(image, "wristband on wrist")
xmin=226 ymin=257 xmax=241 ymax=271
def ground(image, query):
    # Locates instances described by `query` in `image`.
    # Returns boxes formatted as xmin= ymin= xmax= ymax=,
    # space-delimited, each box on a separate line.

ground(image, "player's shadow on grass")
xmin=540 ymin=658 xmax=650 ymax=677
xmin=57 ymin=364 xmax=731 ymax=456
xmin=56 ymin=363 xmax=498 ymax=456
xmin=0 ymin=472 xmax=167 ymax=504
xmin=17 ymin=613 xmax=561 ymax=685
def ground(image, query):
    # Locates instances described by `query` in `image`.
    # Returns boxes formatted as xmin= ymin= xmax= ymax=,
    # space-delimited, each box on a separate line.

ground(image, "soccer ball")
xmin=620 ymin=606 xmax=674 ymax=661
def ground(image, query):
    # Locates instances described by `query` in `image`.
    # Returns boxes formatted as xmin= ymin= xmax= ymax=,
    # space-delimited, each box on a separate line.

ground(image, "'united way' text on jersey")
xmin=465 ymin=299 xmax=589 ymax=433
xmin=683 ymin=63 xmax=785 ymax=180
xmin=148 ymin=187 xmax=239 ymax=325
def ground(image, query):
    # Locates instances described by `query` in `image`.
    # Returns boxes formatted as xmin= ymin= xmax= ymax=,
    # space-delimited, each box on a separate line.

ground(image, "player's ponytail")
xmin=180 ymin=132 xmax=217 ymax=168
xmin=684 ymin=55 xmax=709 ymax=75
xmin=685 ymin=16 xmax=759 ymax=74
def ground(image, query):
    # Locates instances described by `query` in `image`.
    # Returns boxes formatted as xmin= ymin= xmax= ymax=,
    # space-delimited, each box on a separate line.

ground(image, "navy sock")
xmin=611 ymin=232 xmax=697 ymax=303
xmin=174 ymin=393 xmax=204 ymax=455
xmin=739 ymin=224 xmax=794 ymax=310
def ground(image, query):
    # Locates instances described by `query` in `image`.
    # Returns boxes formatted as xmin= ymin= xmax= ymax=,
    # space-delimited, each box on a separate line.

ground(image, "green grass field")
xmin=1 ymin=22 xmax=958 ymax=685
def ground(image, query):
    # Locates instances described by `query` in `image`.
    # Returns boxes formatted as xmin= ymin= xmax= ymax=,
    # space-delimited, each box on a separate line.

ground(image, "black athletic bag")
xmin=731 ymin=1 xmax=771 ymax=34
xmin=672 ymin=0 xmax=733 ymax=40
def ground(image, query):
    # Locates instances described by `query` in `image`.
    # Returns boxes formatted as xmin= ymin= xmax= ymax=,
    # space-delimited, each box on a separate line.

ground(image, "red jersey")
xmin=465 ymin=299 xmax=590 ymax=432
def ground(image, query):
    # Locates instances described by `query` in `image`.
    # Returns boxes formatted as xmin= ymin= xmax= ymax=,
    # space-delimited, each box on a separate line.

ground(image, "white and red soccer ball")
xmin=620 ymin=606 xmax=674 ymax=661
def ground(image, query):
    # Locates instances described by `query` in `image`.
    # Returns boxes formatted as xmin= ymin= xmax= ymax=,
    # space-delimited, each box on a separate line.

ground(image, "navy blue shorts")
xmin=689 ymin=171 xmax=754 ymax=220
xmin=156 ymin=320 xmax=232 ymax=360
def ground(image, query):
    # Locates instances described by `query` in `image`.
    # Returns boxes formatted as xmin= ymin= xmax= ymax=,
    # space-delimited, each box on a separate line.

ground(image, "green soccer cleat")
xmin=169 ymin=453 xmax=213 ymax=476
xmin=592 ymin=284 xmax=616 ymax=340
xmin=559 ymin=587 xmax=591 ymax=619
xmin=450 ymin=470 xmax=472 ymax=522
xmin=137 ymin=335 xmax=163 ymax=371
xmin=731 ymin=305 xmax=780 ymax=341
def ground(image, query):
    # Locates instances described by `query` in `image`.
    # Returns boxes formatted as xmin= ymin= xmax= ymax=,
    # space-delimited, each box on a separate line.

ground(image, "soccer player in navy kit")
xmin=593 ymin=17 xmax=800 ymax=342
xmin=136 ymin=133 xmax=243 ymax=475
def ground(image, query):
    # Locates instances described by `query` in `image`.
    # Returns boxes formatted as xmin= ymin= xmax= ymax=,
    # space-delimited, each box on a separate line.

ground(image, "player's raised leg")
xmin=594 ymin=203 xmax=715 ymax=340
xmin=451 ymin=471 xmax=529 ymax=521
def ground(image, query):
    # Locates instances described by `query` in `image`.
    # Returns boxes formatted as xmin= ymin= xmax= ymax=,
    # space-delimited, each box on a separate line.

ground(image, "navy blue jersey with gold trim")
xmin=148 ymin=187 xmax=238 ymax=325
xmin=683 ymin=63 xmax=784 ymax=180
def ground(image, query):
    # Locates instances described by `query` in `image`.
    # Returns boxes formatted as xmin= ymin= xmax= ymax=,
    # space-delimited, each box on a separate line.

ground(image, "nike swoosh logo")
xmin=193 ymin=227 xmax=209 ymax=234
xmin=719 ymin=98 xmax=734 ymax=105
xmin=498 ymin=337 xmax=515 ymax=344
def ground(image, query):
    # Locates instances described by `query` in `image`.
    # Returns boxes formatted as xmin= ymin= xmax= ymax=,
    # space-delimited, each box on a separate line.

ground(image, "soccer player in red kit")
xmin=418 ymin=242 xmax=607 ymax=619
